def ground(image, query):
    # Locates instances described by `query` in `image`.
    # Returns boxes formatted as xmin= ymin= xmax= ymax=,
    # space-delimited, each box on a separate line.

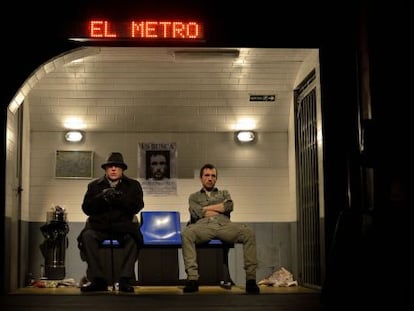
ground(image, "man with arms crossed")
xmin=181 ymin=163 xmax=260 ymax=294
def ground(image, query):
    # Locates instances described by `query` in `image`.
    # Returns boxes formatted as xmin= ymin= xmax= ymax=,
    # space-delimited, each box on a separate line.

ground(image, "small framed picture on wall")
xmin=55 ymin=150 xmax=94 ymax=179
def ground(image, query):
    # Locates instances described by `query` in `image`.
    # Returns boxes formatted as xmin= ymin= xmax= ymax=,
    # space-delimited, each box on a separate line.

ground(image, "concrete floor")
xmin=1 ymin=285 xmax=323 ymax=311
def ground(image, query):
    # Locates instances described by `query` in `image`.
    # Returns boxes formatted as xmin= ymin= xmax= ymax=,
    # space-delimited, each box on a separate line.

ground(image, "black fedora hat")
xmin=101 ymin=152 xmax=128 ymax=170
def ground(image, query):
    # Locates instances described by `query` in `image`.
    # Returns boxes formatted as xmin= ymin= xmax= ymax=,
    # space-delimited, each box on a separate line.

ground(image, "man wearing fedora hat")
xmin=77 ymin=152 xmax=144 ymax=293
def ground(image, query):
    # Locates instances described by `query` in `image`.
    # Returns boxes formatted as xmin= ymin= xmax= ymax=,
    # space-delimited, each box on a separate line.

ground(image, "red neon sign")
xmin=89 ymin=20 xmax=204 ymax=40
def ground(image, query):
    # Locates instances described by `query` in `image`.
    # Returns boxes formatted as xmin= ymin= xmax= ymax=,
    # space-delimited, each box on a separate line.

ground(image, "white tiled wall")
xmin=29 ymin=131 xmax=294 ymax=223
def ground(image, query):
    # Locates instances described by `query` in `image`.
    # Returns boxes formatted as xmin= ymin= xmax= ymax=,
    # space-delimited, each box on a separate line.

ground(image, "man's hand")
xmin=204 ymin=210 xmax=220 ymax=217
xmin=203 ymin=202 xmax=225 ymax=217
xmin=102 ymin=188 xmax=122 ymax=203
xmin=203 ymin=202 xmax=225 ymax=215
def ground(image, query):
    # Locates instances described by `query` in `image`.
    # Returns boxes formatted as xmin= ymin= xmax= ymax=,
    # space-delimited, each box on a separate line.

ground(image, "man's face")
xmin=201 ymin=168 xmax=217 ymax=191
xmin=150 ymin=154 xmax=167 ymax=180
xmin=105 ymin=165 xmax=123 ymax=181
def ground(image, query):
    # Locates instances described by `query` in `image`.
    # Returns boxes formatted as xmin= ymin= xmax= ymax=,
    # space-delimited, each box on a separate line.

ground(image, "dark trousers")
xmin=80 ymin=229 xmax=138 ymax=284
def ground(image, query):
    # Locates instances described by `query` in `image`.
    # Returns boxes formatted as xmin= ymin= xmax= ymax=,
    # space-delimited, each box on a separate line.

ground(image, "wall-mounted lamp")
xmin=235 ymin=131 xmax=256 ymax=143
xmin=64 ymin=130 xmax=84 ymax=143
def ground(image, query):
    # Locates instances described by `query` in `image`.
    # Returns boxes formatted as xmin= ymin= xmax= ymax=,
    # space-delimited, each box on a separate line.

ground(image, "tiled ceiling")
xmin=27 ymin=47 xmax=316 ymax=133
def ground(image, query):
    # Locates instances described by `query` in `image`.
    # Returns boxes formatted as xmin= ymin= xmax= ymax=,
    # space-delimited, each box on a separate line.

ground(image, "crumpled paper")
xmin=258 ymin=267 xmax=298 ymax=287
xmin=30 ymin=278 xmax=77 ymax=288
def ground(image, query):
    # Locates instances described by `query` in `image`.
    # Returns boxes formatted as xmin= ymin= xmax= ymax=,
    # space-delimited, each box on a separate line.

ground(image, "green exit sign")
xmin=249 ymin=95 xmax=276 ymax=102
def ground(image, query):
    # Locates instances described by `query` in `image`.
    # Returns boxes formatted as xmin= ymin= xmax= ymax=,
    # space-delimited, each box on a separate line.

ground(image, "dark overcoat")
xmin=77 ymin=175 xmax=144 ymax=251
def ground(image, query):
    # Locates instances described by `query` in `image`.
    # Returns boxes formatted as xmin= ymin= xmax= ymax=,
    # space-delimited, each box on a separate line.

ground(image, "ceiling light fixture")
xmin=173 ymin=49 xmax=240 ymax=61
xmin=64 ymin=130 xmax=84 ymax=143
xmin=235 ymin=131 xmax=256 ymax=143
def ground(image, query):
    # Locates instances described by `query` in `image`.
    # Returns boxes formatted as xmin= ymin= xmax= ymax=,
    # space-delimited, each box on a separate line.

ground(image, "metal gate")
xmin=294 ymin=70 xmax=322 ymax=288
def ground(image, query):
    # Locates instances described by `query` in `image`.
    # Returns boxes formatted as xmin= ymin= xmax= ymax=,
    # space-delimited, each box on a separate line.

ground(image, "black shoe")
xmin=119 ymin=283 xmax=134 ymax=293
xmin=183 ymin=280 xmax=199 ymax=293
xmin=80 ymin=278 xmax=108 ymax=293
xmin=219 ymin=280 xmax=232 ymax=290
xmin=119 ymin=277 xmax=135 ymax=293
xmin=245 ymin=279 xmax=260 ymax=294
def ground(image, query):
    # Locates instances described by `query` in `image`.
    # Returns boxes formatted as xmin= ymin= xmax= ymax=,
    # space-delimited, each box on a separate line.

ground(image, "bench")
xmin=138 ymin=211 xmax=234 ymax=286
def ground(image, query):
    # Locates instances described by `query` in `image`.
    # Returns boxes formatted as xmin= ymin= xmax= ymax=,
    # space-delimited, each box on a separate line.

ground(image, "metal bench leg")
xmin=220 ymin=246 xmax=234 ymax=289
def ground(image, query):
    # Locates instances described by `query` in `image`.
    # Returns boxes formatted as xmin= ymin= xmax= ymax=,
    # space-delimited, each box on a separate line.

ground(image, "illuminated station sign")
xmin=86 ymin=19 xmax=204 ymax=40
